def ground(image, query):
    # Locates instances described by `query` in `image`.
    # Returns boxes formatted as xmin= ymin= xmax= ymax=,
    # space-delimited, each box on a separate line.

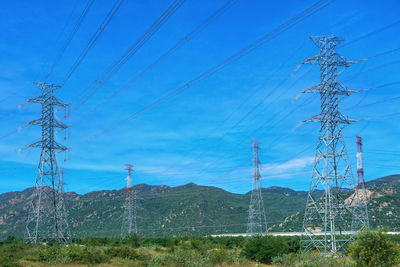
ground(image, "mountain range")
xmin=1 ymin=174 xmax=399 ymax=240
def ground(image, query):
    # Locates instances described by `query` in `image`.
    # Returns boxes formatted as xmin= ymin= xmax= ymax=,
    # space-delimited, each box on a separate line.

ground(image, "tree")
xmin=241 ymin=235 xmax=289 ymax=264
xmin=348 ymin=229 xmax=400 ymax=267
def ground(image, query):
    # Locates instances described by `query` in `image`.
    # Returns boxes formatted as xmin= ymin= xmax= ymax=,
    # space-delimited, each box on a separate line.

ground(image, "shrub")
xmin=272 ymin=252 xmax=350 ymax=267
xmin=78 ymin=247 xmax=110 ymax=265
xmin=38 ymin=245 xmax=62 ymax=263
xmin=105 ymin=246 xmax=142 ymax=260
xmin=121 ymin=233 xmax=139 ymax=247
xmin=38 ymin=244 xmax=110 ymax=264
xmin=1 ymin=236 xmax=22 ymax=245
xmin=147 ymin=249 xmax=208 ymax=267
xmin=348 ymin=229 xmax=400 ymax=267
xmin=286 ymin=236 xmax=301 ymax=253
xmin=189 ymin=238 xmax=207 ymax=251
xmin=241 ymin=235 xmax=289 ymax=264
xmin=147 ymin=253 xmax=173 ymax=267
xmin=209 ymin=249 xmax=229 ymax=267
xmin=0 ymin=257 xmax=22 ymax=267
xmin=81 ymin=236 xmax=103 ymax=246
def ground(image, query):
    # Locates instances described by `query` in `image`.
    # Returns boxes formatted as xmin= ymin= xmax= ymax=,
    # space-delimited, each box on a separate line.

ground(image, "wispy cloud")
xmin=260 ymin=156 xmax=314 ymax=179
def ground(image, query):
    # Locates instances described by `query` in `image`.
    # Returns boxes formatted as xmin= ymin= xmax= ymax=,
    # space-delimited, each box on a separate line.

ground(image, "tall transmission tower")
xmin=23 ymin=82 xmax=70 ymax=244
xmin=247 ymin=140 xmax=268 ymax=236
xmin=121 ymin=164 xmax=138 ymax=239
xmin=301 ymin=36 xmax=368 ymax=254
xmin=355 ymin=136 xmax=369 ymax=227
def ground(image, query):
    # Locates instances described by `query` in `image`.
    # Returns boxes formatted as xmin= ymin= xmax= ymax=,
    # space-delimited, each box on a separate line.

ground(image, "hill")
xmin=0 ymin=183 xmax=307 ymax=240
xmin=273 ymin=174 xmax=400 ymax=231
xmin=0 ymin=175 xmax=399 ymax=240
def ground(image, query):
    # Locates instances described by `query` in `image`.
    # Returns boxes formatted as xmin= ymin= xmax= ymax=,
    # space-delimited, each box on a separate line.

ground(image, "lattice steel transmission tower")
xmin=301 ymin=36 xmax=368 ymax=254
xmin=355 ymin=136 xmax=369 ymax=227
xmin=121 ymin=164 xmax=138 ymax=239
xmin=23 ymin=82 xmax=70 ymax=244
xmin=247 ymin=140 xmax=268 ymax=236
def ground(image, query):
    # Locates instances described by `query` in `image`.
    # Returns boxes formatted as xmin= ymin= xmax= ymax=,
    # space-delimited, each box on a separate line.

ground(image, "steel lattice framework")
xmin=247 ymin=140 xmax=268 ymax=236
xmin=301 ymin=36 xmax=369 ymax=254
xmin=23 ymin=82 xmax=70 ymax=244
xmin=121 ymin=164 xmax=138 ymax=239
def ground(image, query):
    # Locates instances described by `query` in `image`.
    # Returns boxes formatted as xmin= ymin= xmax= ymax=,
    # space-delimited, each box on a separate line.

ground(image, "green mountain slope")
xmin=0 ymin=175 xmax=399 ymax=240
xmin=274 ymin=175 xmax=400 ymax=232
xmin=0 ymin=183 xmax=307 ymax=239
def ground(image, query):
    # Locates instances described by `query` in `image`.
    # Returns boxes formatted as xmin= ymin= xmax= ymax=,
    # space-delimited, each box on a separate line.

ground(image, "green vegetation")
xmin=0 ymin=183 xmax=308 ymax=239
xmin=241 ymin=235 xmax=297 ymax=264
xmin=2 ymin=175 xmax=400 ymax=266
xmin=2 ymin=233 xmax=398 ymax=266
xmin=2 ymin=175 xmax=400 ymax=239
xmin=348 ymin=229 xmax=400 ymax=267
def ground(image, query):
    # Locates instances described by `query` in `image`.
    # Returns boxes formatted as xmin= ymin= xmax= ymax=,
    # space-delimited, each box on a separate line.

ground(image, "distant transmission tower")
xmin=121 ymin=164 xmax=138 ymax=239
xmin=247 ymin=140 xmax=268 ymax=236
xmin=355 ymin=136 xmax=369 ymax=227
xmin=301 ymin=36 xmax=368 ymax=254
xmin=23 ymin=82 xmax=70 ymax=244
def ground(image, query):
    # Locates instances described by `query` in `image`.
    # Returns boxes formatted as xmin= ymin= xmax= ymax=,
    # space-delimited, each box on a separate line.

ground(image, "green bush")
xmin=272 ymin=252 xmax=351 ymax=267
xmin=121 ymin=233 xmax=139 ymax=247
xmin=148 ymin=249 xmax=208 ymax=267
xmin=189 ymin=238 xmax=208 ymax=251
xmin=105 ymin=246 xmax=143 ymax=260
xmin=0 ymin=258 xmax=22 ymax=267
xmin=38 ymin=245 xmax=62 ymax=263
xmin=348 ymin=229 xmax=400 ymax=267
xmin=0 ymin=236 xmax=28 ymax=266
xmin=79 ymin=247 xmax=110 ymax=265
xmin=241 ymin=235 xmax=289 ymax=264
xmin=37 ymin=244 xmax=110 ymax=264
xmin=147 ymin=253 xmax=173 ymax=267
xmin=209 ymin=249 xmax=230 ymax=267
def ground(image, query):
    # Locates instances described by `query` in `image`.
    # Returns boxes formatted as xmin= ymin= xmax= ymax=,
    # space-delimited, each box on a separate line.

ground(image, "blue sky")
xmin=0 ymin=0 xmax=399 ymax=194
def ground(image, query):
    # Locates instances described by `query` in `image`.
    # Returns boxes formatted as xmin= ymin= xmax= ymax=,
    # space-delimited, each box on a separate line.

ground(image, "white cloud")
xmin=260 ymin=156 xmax=314 ymax=179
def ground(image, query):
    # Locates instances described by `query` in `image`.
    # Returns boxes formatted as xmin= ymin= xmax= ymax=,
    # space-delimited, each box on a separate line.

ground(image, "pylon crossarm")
xmin=301 ymin=84 xmax=321 ymax=94
xmin=21 ymin=141 xmax=43 ymax=151
xmin=20 ymin=119 xmax=43 ymax=130
xmin=53 ymin=119 xmax=69 ymax=129
xmin=54 ymin=142 xmax=69 ymax=152
xmin=52 ymin=97 xmax=69 ymax=107
xmin=304 ymin=114 xmax=322 ymax=123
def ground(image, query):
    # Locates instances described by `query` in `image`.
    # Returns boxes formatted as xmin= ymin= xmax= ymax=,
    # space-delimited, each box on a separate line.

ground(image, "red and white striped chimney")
xmin=356 ymin=136 xmax=365 ymax=185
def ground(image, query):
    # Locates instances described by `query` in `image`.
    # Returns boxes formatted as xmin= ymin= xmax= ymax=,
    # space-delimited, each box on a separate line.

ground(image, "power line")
xmin=168 ymin=26 xmax=400 ymax=178
xmin=60 ymin=0 xmax=125 ymax=86
xmin=160 ymin=40 xmax=309 ymax=176
xmin=341 ymin=19 xmax=400 ymax=48
xmin=71 ymin=0 xmax=239 ymax=123
xmin=187 ymin=94 xmax=314 ymax=181
xmin=38 ymin=0 xmax=81 ymax=80
xmin=70 ymin=0 xmax=186 ymax=114
xmin=44 ymin=0 xmax=96 ymax=80
xmin=81 ymin=0 xmax=336 ymax=144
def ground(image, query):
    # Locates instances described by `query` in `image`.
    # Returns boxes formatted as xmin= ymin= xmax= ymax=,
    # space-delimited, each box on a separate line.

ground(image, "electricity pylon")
xmin=301 ymin=36 xmax=368 ymax=254
xmin=247 ymin=140 xmax=268 ymax=236
xmin=121 ymin=164 xmax=138 ymax=239
xmin=22 ymin=82 xmax=70 ymax=244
